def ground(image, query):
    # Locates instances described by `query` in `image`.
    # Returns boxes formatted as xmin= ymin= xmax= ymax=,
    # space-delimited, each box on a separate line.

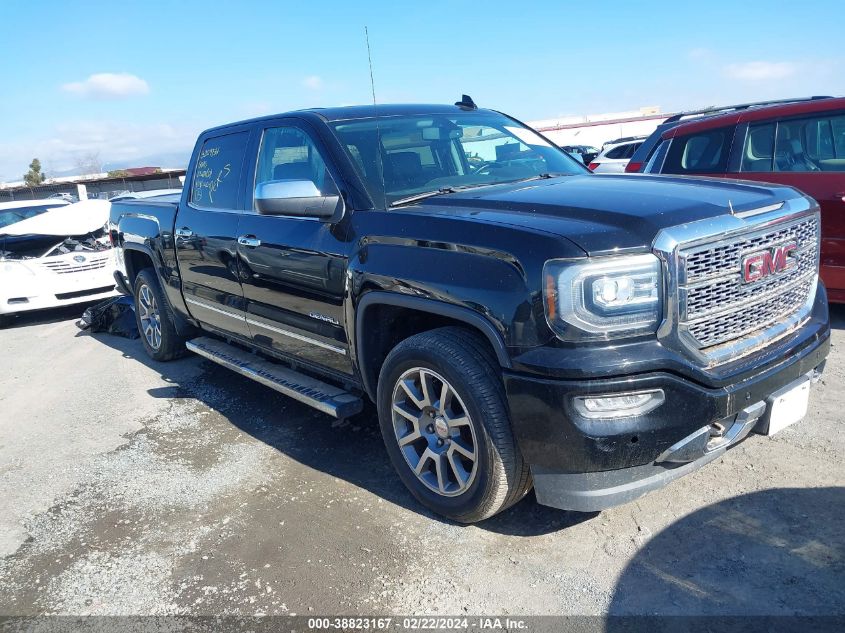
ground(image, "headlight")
xmin=543 ymin=253 xmax=663 ymax=340
xmin=2 ymin=260 xmax=35 ymax=276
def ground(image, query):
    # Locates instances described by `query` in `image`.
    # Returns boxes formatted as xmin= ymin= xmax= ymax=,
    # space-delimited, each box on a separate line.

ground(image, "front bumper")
xmin=504 ymin=326 xmax=830 ymax=512
xmin=1 ymin=252 xmax=119 ymax=316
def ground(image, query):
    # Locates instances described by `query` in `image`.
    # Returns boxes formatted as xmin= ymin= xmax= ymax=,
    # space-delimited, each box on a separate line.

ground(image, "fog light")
xmin=574 ymin=389 xmax=665 ymax=419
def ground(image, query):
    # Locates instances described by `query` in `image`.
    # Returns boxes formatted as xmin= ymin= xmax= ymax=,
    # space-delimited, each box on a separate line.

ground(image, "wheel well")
xmin=123 ymin=248 xmax=155 ymax=285
xmin=357 ymin=303 xmax=506 ymax=400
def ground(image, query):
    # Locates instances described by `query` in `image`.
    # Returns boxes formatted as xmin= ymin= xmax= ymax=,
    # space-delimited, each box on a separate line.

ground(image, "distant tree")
xmin=23 ymin=158 xmax=46 ymax=187
xmin=107 ymin=169 xmax=132 ymax=178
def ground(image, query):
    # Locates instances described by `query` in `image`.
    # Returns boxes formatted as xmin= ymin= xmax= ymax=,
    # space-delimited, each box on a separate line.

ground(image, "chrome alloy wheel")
xmin=138 ymin=283 xmax=162 ymax=350
xmin=391 ymin=367 xmax=479 ymax=497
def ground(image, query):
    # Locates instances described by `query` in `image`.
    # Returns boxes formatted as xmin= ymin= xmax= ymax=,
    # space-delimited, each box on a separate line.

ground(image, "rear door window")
xmin=740 ymin=123 xmax=775 ymax=172
xmin=190 ymin=131 xmax=249 ymax=209
xmin=662 ymin=127 xmax=732 ymax=174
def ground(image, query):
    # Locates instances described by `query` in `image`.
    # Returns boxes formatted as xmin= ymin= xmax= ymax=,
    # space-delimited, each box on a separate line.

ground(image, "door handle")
xmin=238 ymin=235 xmax=262 ymax=248
xmin=175 ymin=227 xmax=193 ymax=238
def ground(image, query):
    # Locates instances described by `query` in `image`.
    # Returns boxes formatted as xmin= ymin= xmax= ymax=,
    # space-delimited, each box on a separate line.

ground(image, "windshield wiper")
xmin=389 ymin=174 xmax=568 ymax=208
xmin=389 ymin=187 xmax=458 ymax=207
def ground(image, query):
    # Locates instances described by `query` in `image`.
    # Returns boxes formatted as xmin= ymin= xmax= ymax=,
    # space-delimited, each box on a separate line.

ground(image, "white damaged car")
xmin=0 ymin=199 xmax=119 ymax=326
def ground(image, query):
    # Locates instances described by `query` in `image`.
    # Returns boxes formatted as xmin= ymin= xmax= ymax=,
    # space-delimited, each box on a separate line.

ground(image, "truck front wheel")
xmin=133 ymin=268 xmax=185 ymax=361
xmin=377 ymin=327 xmax=531 ymax=522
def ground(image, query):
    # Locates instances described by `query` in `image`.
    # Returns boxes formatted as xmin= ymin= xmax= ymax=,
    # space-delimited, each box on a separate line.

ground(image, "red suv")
xmin=643 ymin=97 xmax=845 ymax=301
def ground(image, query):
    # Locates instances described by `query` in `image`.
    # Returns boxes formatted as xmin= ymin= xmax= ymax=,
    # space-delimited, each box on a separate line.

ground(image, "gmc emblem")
xmin=742 ymin=242 xmax=797 ymax=283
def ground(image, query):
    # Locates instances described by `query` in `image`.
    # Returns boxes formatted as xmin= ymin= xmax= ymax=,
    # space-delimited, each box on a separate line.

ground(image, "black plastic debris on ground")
xmin=76 ymin=296 xmax=139 ymax=339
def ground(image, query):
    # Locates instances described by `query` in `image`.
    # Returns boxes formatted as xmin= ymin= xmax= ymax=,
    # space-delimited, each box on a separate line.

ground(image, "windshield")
xmin=0 ymin=202 xmax=68 ymax=230
xmin=330 ymin=111 xmax=586 ymax=207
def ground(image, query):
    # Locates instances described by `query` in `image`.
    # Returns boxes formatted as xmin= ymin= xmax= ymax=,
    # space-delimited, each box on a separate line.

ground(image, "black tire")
xmin=133 ymin=268 xmax=185 ymax=361
xmin=377 ymin=327 xmax=531 ymax=522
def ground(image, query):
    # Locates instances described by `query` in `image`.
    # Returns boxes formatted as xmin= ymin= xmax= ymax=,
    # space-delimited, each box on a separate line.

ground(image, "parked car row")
xmin=561 ymin=144 xmax=600 ymax=165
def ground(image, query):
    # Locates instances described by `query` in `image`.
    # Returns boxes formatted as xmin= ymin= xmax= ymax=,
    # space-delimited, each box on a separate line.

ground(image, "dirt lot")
xmin=0 ymin=304 xmax=843 ymax=617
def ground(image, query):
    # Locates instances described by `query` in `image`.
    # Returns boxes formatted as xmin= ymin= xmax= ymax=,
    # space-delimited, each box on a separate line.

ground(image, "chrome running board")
xmin=186 ymin=336 xmax=362 ymax=418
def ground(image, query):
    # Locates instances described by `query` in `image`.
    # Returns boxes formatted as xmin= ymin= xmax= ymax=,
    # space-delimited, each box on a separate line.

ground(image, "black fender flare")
xmin=355 ymin=291 xmax=512 ymax=398
xmin=122 ymin=242 xmax=197 ymax=337
xmin=121 ymin=242 xmax=158 ymax=279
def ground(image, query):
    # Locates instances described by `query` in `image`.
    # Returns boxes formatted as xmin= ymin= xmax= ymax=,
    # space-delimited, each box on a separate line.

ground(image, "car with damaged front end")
xmin=108 ymin=101 xmax=830 ymax=521
xmin=1 ymin=200 xmax=118 ymax=327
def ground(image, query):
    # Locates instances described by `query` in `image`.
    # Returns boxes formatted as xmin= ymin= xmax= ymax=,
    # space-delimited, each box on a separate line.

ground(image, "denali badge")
xmin=309 ymin=312 xmax=340 ymax=326
xmin=742 ymin=242 xmax=797 ymax=283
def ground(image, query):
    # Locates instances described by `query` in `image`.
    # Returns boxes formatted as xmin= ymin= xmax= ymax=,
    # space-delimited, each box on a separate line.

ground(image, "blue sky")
xmin=0 ymin=0 xmax=842 ymax=181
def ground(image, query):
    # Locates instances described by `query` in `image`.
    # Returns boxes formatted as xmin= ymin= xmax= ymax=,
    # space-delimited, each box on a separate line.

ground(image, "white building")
xmin=529 ymin=106 xmax=669 ymax=148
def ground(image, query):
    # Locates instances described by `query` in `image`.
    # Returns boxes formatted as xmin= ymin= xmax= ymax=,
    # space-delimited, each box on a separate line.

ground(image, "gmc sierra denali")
xmin=109 ymin=99 xmax=830 ymax=522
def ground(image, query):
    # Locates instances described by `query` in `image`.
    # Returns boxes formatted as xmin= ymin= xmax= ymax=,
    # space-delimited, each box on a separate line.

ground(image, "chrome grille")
xmin=684 ymin=218 xmax=818 ymax=284
xmin=687 ymin=281 xmax=813 ymax=348
xmin=684 ymin=244 xmax=816 ymax=319
xmin=40 ymin=254 xmax=110 ymax=274
xmin=669 ymin=210 xmax=819 ymax=358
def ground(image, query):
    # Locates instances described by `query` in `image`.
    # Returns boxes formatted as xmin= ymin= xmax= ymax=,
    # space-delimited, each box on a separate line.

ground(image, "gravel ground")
xmin=0 ymin=303 xmax=843 ymax=617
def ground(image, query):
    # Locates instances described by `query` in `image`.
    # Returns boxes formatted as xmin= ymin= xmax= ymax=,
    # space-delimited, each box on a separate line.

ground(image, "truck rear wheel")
xmin=377 ymin=327 xmax=531 ymax=522
xmin=133 ymin=268 xmax=185 ymax=362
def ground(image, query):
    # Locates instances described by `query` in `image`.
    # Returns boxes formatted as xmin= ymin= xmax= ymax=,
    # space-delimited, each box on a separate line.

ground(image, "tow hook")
xmin=709 ymin=422 xmax=726 ymax=438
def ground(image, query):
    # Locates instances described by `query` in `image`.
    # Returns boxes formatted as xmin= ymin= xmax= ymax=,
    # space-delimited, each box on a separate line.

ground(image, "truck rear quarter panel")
xmin=111 ymin=200 xmax=191 ymax=326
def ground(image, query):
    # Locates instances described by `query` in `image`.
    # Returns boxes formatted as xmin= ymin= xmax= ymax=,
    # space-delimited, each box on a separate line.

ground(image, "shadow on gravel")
xmin=1 ymin=301 xmax=101 ymax=330
xmin=85 ymin=331 xmax=590 ymax=536
xmin=608 ymin=487 xmax=845 ymax=618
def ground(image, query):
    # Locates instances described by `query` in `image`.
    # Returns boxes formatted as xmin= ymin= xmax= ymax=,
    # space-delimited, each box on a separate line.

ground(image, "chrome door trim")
xmin=186 ymin=297 xmax=346 ymax=355
xmin=185 ymin=296 xmax=246 ymax=321
xmin=245 ymin=317 xmax=347 ymax=355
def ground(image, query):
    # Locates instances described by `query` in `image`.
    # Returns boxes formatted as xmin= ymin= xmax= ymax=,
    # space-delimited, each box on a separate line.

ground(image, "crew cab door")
xmin=176 ymin=129 xmax=251 ymax=337
xmin=236 ymin=121 xmax=353 ymax=374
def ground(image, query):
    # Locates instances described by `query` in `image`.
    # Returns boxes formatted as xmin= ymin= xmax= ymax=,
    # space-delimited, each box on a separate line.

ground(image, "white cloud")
xmin=61 ymin=73 xmax=150 ymax=99
xmin=723 ymin=61 xmax=799 ymax=81
xmin=0 ymin=120 xmax=198 ymax=182
xmin=302 ymin=75 xmax=323 ymax=90
xmin=688 ymin=47 xmax=713 ymax=61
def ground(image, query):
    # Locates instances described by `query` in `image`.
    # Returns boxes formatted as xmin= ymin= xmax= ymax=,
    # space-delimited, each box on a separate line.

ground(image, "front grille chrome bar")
xmin=652 ymin=196 xmax=820 ymax=367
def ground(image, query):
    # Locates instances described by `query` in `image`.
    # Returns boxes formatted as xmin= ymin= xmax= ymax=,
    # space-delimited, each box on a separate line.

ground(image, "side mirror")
xmin=254 ymin=180 xmax=344 ymax=220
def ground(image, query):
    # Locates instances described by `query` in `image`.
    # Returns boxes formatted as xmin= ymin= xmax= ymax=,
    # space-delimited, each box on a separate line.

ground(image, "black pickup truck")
xmin=110 ymin=99 xmax=830 ymax=522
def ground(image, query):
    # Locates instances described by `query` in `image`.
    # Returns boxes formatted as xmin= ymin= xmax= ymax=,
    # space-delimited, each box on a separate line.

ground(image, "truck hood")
xmin=417 ymin=174 xmax=802 ymax=255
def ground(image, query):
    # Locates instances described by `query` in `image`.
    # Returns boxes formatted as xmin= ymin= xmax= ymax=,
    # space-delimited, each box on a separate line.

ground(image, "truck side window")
xmin=190 ymin=131 xmax=249 ymax=209
xmin=253 ymin=127 xmax=337 ymax=210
